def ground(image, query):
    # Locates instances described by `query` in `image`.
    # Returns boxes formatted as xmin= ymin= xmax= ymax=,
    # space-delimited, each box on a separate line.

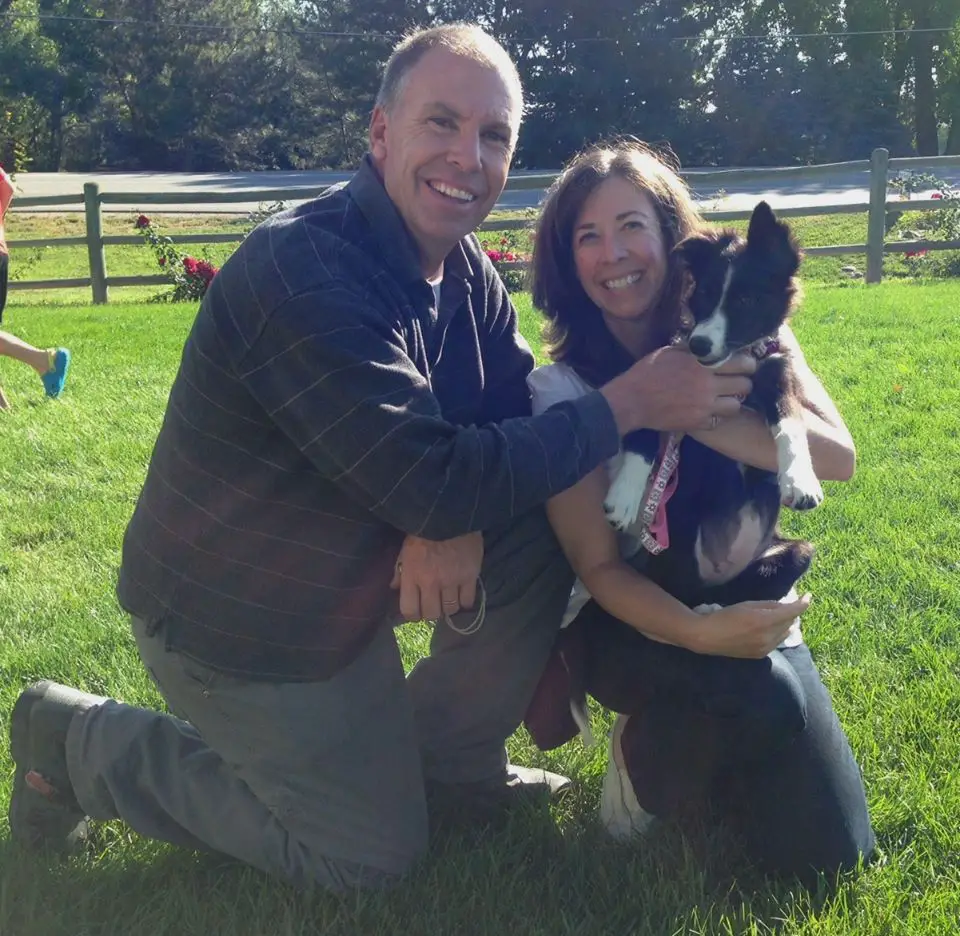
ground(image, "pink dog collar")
xmin=637 ymin=433 xmax=681 ymax=555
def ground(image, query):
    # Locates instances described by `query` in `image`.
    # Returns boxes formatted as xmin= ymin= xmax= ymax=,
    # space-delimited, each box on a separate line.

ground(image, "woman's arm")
xmin=546 ymin=467 xmax=810 ymax=658
xmin=688 ymin=324 xmax=855 ymax=482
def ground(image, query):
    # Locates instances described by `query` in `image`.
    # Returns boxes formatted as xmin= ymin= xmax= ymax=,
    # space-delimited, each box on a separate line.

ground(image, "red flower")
xmin=931 ymin=192 xmax=943 ymax=199
xmin=905 ymin=249 xmax=928 ymax=258
xmin=135 ymin=214 xmax=151 ymax=229
xmin=195 ymin=260 xmax=218 ymax=283
xmin=158 ymin=256 xmax=166 ymax=266
xmin=183 ymin=256 xmax=199 ymax=275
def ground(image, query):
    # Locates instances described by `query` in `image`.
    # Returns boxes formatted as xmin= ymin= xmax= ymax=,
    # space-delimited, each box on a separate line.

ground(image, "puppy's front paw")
xmin=774 ymin=423 xmax=824 ymax=511
xmin=604 ymin=474 xmax=644 ymax=530
xmin=779 ymin=463 xmax=824 ymax=511
xmin=604 ymin=453 xmax=653 ymax=530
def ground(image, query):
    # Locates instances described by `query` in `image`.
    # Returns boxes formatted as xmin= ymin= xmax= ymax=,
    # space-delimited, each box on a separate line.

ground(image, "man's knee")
xmin=300 ymin=819 xmax=429 ymax=891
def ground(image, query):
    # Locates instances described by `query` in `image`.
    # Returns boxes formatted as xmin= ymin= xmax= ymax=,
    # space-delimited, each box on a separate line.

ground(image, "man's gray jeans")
xmin=63 ymin=508 xmax=574 ymax=889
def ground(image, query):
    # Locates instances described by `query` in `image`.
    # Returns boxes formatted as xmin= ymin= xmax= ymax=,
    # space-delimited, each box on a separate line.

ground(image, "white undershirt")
xmin=427 ymin=273 xmax=443 ymax=307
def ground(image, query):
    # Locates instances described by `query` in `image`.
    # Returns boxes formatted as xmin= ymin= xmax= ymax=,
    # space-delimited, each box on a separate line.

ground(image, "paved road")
xmin=11 ymin=161 xmax=960 ymax=215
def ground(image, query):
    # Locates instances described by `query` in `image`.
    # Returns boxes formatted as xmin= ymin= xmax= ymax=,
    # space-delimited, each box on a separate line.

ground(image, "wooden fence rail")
xmin=7 ymin=148 xmax=960 ymax=304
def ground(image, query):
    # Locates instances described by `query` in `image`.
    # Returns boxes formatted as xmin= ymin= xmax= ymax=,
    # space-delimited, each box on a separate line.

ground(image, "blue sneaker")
xmin=41 ymin=348 xmax=70 ymax=398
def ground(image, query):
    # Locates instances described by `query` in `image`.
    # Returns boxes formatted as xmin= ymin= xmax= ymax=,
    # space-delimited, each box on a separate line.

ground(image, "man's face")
xmin=369 ymin=47 xmax=521 ymax=276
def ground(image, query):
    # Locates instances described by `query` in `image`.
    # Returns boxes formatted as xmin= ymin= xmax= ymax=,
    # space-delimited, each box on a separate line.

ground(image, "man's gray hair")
xmin=375 ymin=22 xmax=524 ymax=115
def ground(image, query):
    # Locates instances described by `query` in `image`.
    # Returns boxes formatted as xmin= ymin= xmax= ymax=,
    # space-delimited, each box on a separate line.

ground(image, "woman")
xmin=527 ymin=140 xmax=874 ymax=884
xmin=0 ymin=165 xmax=70 ymax=410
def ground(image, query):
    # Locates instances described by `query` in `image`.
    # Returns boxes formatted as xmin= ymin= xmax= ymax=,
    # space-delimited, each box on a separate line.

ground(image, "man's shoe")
xmin=9 ymin=681 xmax=101 ymax=851
xmin=599 ymin=714 xmax=655 ymax=841
xmin=41 ymin=348 xmax=70 ymax=398
xmin=504 ymin=763 xmax=572 ymax=797
xmin=426 ymin=763 xmax=572 ymax=830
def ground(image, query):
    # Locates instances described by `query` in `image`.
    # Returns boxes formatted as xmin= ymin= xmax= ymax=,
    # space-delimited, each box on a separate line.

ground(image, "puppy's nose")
xmin=688 ymin=335 xmax=712 ymax=358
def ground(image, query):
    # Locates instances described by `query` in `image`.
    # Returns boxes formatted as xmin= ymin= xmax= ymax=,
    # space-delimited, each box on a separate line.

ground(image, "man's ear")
xmin=369 ymin=105 xmax=388 ymax=162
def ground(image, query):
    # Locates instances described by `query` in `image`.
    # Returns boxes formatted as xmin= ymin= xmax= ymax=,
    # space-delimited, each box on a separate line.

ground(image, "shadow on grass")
xmin=0 ymin=795 xmax=850 ymax=936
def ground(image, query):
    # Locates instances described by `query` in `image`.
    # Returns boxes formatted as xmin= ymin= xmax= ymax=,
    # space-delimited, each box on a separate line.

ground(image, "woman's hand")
xmin=684 ymin=594 xmax=812 ymax=658
xmin=690 ymin=325 xmax=856 ymax=481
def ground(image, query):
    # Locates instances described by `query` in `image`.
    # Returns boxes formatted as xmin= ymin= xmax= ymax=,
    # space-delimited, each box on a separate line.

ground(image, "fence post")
xmin=866 ymin=147 xmax=889 ymax=284
xmin=83 ymin=182 xmax=108 ymax=304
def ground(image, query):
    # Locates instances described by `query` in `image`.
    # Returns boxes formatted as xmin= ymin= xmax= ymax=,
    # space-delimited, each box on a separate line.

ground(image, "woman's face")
xmin=571 ymin=175 xmax=668 ymax=328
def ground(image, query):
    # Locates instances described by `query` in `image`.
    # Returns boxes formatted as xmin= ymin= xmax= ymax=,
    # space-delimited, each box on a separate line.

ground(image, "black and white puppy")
xmin=602 ymin=201 xmax=822 ymax=608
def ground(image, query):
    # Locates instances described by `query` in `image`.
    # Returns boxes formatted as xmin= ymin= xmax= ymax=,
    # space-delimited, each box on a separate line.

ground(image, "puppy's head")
xmin=675 ymin=202 xmax=801 ymax=365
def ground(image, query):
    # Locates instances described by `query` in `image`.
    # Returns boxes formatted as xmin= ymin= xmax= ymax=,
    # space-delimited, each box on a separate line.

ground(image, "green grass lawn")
xmin=1 ymin=281 xmax=959 ymax=934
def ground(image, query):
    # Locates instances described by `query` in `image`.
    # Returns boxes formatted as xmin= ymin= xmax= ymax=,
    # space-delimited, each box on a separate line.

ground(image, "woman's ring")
xmin=710 ymin=415 xmax=720 ymax=429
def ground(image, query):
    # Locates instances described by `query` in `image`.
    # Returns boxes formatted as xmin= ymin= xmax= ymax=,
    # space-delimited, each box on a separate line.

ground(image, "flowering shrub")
xmin=887 ymin=172 xmax=960 ymax=278
xmin=245 ymin=200 xmax=289 ymax=229
xmin=479 ymin=229 xmax=530 ymax=293
xmin=134 ymin=214 xmax=219 ymax=301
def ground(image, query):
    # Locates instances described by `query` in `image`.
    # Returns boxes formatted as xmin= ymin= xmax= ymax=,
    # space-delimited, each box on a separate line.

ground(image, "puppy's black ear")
xmin=747 ymin=201 xmax=800 ymax=278
xmin=674 ymin=234 xmax=717 ymax=274
xmin=747 ymin=201 xmax=779 ymax=242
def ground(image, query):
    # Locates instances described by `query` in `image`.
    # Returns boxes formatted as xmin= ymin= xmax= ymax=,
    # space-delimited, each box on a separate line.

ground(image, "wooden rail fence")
xmin=7 ymin=148 xmax=960 ymax=304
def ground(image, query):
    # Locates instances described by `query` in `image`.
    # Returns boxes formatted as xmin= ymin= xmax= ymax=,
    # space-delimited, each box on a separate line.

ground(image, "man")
xmin=9 ymin=24 xmax=768 ymax=889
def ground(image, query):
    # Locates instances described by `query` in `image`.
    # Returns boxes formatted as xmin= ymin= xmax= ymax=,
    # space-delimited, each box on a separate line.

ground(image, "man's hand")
xmin=390 ymin=532 xmax=484 ymax=622
xmin=601 ymin=346 xmax=756 ymax=436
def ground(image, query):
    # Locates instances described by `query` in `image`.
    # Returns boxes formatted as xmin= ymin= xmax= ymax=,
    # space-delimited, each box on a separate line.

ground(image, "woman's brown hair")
xmin=529 ymin=139 xmax=704 ymax=385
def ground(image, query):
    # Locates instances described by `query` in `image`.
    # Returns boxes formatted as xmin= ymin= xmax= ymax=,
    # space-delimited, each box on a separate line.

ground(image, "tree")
xmin=943 ymin=24 xmax=960 ymax=153
xmin=841 ymin=0 xmax=958 ymax=155
xmin=34 ymin=0 xmax=292 ymax=170
xmin=271 ymin=0 xmax=433 ymax=169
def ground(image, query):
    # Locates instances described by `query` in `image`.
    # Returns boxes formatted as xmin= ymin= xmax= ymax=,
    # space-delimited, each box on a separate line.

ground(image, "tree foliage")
xmin=1 ymin=0 xmax=958 ymax=171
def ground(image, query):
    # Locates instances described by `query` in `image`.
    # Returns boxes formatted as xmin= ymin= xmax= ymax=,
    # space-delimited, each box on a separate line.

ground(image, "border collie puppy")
xmin=603 ymin=201 xmax=822 ymax=608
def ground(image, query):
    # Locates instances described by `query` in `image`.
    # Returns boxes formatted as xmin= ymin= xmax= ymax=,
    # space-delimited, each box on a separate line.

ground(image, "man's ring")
xmin=395 ymin=560 xmax=402 ymax=575
xmin=709 ymin=415 xmax=719 ymax=429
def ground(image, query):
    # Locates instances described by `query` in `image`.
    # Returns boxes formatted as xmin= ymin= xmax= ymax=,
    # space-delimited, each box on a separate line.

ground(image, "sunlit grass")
xmin=1 ymin=282 xmax=958 ymax=934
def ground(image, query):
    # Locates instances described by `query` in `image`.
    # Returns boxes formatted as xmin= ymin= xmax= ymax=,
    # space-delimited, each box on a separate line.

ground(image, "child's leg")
xmin=0 ymin=330 xmax=53 ymax=375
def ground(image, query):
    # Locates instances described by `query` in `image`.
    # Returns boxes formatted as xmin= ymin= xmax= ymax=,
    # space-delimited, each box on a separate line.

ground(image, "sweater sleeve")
xmin=476 ymin=254 xmax=537 ymax=422
xmin=236 ymin=281 xmax=620 ymax=541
